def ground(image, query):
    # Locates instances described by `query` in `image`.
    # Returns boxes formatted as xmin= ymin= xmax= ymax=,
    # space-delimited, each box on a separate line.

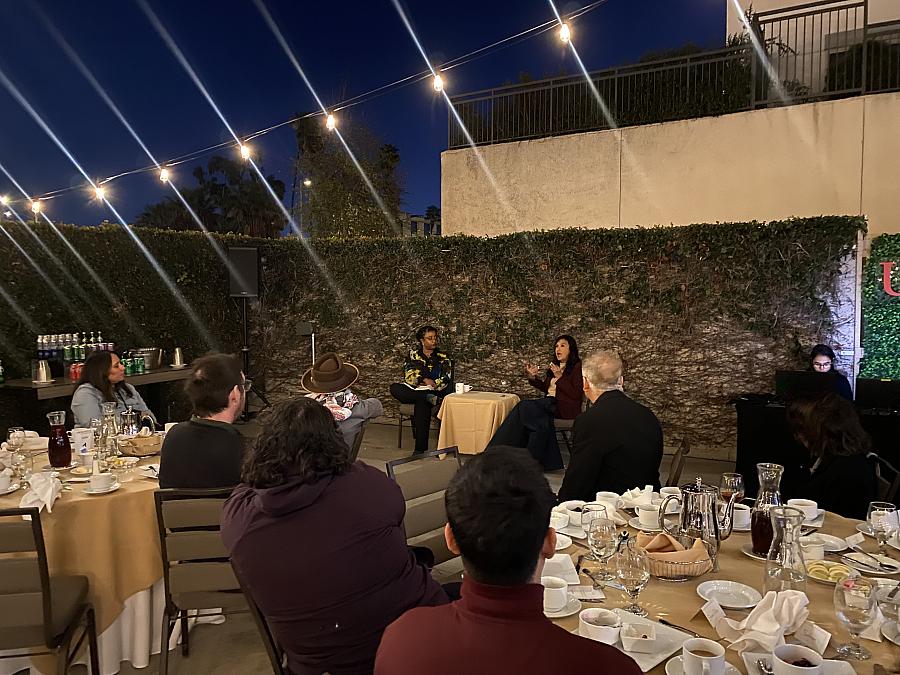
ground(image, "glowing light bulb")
xmin=94 ymin=186 xmax=106 ymax=200
xmin=0 ymin=195 xmax=8 ymax=205
xmin=325 ymin=114 xmax=336 ymax=131
xmin=559 ymin=23 xmax=571 ymax=43
xmin=159 ymin=167 xmax=170 ymax=183
xmin=239 ymin=144 xmax=251 ymax=160
xmin=303 ymin=178 xmax=312 ymax=187
xmin=433 ymin=74 xmax=444 ymax=93
xmin=31 ymin=200 xmax=41 ymax=214
xmin=3 ymin=211 xmax=11 ymax=218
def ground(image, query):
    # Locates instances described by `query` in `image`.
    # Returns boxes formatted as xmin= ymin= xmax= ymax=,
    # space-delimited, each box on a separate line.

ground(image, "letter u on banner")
xmin=882 ymin=262 xmax=900 ymax=297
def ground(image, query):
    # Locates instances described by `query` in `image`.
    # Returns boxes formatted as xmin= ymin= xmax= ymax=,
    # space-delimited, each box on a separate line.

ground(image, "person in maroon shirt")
xmin=375 ymin=446 xmax=642 ymax=675
xmin=221 ymin=397 xmax=447 ymax=675
xmin=487 ymin=335 xmax=584 ymax=470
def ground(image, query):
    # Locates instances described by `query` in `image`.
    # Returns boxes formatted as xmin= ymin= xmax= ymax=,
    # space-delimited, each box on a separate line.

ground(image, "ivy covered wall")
xmin=0 ymin=216 xmax=864 ymax=459
xmin=861 ymin=234 xmax=900 ymax=379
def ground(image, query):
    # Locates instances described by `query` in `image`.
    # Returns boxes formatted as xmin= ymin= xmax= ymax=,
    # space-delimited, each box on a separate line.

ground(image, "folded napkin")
xmin=705 ymin=590 xmax=809 ymax=653
xmin=0 ymin=446 xmax=12 ymax=469
xmin=637 ymin=532 xmax=713 ymax=578
xmin=19 ymin=472 xmax=63 ymax=513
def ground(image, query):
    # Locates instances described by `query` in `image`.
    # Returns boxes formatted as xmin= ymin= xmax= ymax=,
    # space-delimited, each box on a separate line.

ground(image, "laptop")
xmin=774 ymin=370 xmax=843 ymax=401
xmin=855 ymin=378 xmax=900 ymax=411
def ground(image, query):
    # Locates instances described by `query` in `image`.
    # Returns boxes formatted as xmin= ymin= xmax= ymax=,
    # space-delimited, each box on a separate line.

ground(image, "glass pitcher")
xmin=764 ymin=506 xmax=807 ymax=594
xmin=751 ymin=463 xmax=784 ymax=556
xmin=101 ymin=401 xmax=119 ymax=434
xmin=46 ymin=410 xmax=72 ymax=468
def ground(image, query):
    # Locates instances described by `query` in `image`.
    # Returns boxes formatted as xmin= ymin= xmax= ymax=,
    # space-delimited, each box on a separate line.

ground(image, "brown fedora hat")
xmin=301 ymin=352 xmax=359 ymax=394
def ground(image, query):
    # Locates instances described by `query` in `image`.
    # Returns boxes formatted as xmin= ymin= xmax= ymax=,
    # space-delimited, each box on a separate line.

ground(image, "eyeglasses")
xmin=240 ymin=379 xmax=253 ymax=392
xmin=812 ymin=361 xmax=832 ymax=369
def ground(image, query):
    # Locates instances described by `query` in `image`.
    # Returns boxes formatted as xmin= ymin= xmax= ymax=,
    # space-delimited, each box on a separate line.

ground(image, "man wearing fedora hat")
xmin=302 ymin=352 xmax=383 ymax=451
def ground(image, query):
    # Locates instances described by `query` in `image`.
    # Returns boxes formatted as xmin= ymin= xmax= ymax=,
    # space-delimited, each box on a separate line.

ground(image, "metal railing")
xmin=448 ymin=0 xmax=900 ymax=149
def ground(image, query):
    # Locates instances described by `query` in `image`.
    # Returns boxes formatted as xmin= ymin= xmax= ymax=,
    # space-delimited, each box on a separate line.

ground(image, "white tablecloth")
xmin=0 ymin=579 xmax=224 ymax=675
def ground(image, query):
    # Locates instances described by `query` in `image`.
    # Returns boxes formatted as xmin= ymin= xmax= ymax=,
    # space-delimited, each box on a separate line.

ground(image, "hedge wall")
xmin=0 ymin=216 xmax=864 ymax=458
xmin=860 ymin=234 xmax=900 ymax=379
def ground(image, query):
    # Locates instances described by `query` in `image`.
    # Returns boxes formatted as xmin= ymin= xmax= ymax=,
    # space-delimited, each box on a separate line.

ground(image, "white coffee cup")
xmin=0 ymin=473 xmax=10 ymax=491
xmin=800 ymin=535 xmax=825 ymax=561
xmin=90 ymin=472 xmax=116 ymax=491
xmin=659 ymin=487 xmax=682 ymax=513
xmin=560 ymin=500 xmax=586 ymax=530
xmin=463 ymin=384 xmax=472 ymax=392
xmin=638 ymin=501 xmax=662 ymax=528
xmin=772 ymin=644 xmax=823 ymax=675
xmin=550 ymin=511 xmax=569 ymax=530
xmin=454 ymin=383 xmax=465 ymax=394
xmin=164 ymin=422 xmax=178 ymax=434
xmin=787 ymin=499 xmax=818 ymax=521
xmin=541 ymin=576 xmax=568 ymax=612
xmin=682 ymin=637 xmax=726 ymax=675
xmin=578 ymin=608 xmax=621 ymax=644
xmin=733 ymin=503 xmax=751 ymax=528
xmin=594 ymin=491 xmax=621 ymax=512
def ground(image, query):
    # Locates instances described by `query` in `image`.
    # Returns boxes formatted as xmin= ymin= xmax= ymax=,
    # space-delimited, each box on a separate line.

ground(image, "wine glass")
xmin=580 ymin=504 xmax=609 ymax=561
xmin=833 ymin=576 xmax=877 ymax=660
xmin=6 ymin=427 xmax=25 ymax=454
xmin=867 ymin=501 xmax=898 ymax=555
xmin=585 ymin=515 xmax=618 ymax=581
xmin=10 ymin=450 xmax=33 ymax=488
xmin=614 ymin=542 xmax=651 ymax=617
xmin=719 ymin=473 xmax=745 ymax=503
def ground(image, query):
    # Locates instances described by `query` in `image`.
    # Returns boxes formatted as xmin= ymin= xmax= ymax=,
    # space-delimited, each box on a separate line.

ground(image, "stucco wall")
xmin=441 ymin=92 xmax=900 ymax=237
xmin=726 ymin=0 xmax=900 ymax=38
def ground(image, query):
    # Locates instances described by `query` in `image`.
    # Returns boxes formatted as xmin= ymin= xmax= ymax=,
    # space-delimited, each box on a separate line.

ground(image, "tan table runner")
xmin=554 ymin=511 xmax=900 ymax=674
xmin=436 ymin=392 xmax=520 ymax=455
xmin=0 ymin=457 xmax=162 ymax=633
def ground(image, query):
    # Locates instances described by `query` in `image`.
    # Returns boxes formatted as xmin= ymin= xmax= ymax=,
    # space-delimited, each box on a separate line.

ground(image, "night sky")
xmin=0 ymin=1 xmax=725 ymax=227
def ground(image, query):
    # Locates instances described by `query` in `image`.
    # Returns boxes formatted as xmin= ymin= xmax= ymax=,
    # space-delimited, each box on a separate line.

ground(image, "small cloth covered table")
xmin=436 ymin=392 xmax=520 ymax=455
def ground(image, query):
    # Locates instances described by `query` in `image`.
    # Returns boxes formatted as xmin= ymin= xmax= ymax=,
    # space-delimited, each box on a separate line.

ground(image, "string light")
xmin=325 ymin=114 xmax=336 ymax=131
xmin=0 ymin=195 xmax=8 ymax=205
xmin=3 ymin=211 xmax=11 ymax=218
xmin=239 ymin=144 xmax=251 ymax=160
xmin=433 ymin=73 xmax=444 ymax=93
xmin=31 ymin=200 xmax=41 ymax=214
xmin=559 ymin=22 xmax=571 ymax=43
xmin=94 ymin=186 xmax=106 ymax=200
xmin=159 ymin=167 xmax=170 ymax=182
xmin=303 ymin=178 xmax=312 ymax=187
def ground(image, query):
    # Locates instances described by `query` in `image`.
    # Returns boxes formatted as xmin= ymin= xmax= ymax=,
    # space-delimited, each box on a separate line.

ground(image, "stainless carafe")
xmin=658 ymin=477 xmax=737 ymax=570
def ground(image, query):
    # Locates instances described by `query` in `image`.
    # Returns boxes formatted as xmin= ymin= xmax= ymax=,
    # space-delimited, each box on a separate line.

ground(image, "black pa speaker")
xmin=228 ymin=247 xmax=259 ymax=298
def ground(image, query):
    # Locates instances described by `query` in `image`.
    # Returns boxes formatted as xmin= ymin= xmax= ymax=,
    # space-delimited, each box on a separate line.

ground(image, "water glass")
xmin=867 ymin=501 xmax=898 ymax=555
xmin=614 ymin=543 xmax=651 ymax=617
xmin=581 ymin=504 xmax=609 ymax=561
xmin=833 ymin=576 xmax=876 ymax=660
xmin=11 ymin=451 xmax=33 ymax=487
xmin=586 ymin=516 xmax=618 ymax=581
xmin=719 ymin=473 xmax=745 ymax=503
xmin=6 ymin=427 xmax=25 ymax=453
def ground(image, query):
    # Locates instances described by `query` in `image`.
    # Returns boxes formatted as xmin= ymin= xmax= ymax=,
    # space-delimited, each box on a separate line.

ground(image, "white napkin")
xmin=860 ymin=606 xmax=886 ymax=642
xmin=0 ymin=448 xmax=12 ymax=469
xmin=19 ymin=472 xmax=63 ymax=513
xmin=704 ymin=590 xmax=809 ymax=653
xmin=622 ymin=485 xmax=654 ymax=505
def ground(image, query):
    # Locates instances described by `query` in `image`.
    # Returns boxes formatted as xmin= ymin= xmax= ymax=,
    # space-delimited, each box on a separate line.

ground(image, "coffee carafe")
xmin=659 ymin=477 xmax=737 ymax=570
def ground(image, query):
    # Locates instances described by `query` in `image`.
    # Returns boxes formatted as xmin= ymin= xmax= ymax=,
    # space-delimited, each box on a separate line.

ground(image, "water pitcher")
xmin=764 ymin=506 xmax=807 ymax=594
xmin=46 ymin=410 xmax=72 ymax=468
xmin=751 ymin=463 xmax=784 ymax=556
xmin=659 ymin=477 xmax=737 ymax=570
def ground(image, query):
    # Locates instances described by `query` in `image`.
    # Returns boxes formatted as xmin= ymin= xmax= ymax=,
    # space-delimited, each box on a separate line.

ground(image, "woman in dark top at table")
xmin=809 ymin=343 xmax=853 ymax=400
xmin=787 ymin=392 xmax=877 ymax=520
xmin=487 ymin=335 xmax=583 ymax=471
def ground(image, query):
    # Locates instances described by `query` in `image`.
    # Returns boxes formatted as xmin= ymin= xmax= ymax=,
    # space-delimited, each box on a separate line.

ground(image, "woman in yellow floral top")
xmin=390 ymin=326 xmax=454 ymax=455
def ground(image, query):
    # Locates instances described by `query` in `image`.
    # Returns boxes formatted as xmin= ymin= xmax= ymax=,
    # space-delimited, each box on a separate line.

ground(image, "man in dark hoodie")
xmin=221 ymin=397 xmax=447 ymax=675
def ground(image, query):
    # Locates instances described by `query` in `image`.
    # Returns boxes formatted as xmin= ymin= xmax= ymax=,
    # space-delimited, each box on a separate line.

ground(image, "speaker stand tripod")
xmin=239 ymin=296 xmax=271 ymax=422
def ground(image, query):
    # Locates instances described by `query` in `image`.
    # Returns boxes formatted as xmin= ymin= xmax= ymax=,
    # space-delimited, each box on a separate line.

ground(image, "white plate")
xmin=629 ymin=517 xmax=662 ymax=533
xmin=857 ymin=523 xmax=874 ymax=537
xmin=83 ymin=481 xmax=120 ymax=495
xmin=881 ymin=619 xmax=900 ymax=646
xmin=666 ymin=655 xmax=740 ymax=675
xmin=742 ymin=651 xmax=856 ymax=675
xmin=842 ymin=552 xmax=900 ymax=576
xmin=0 ymin=483 xmax=21 ymax=495
xmin=814 ymin=533 xmax=848 ymax=553
xmin=803 ymin=509 xmax=825 ymax=528
xmin=559 ymin=524 xmax=587 ymax=540
xmin=696 ymin=580 xmax=763 ymax=609
xmin=544 ymin=595 xmax=581 ymax=618
xmin=555 ymin=534 xmax=573 ymax=551
xmin=739 ymin=543 xmax=767 ymax=562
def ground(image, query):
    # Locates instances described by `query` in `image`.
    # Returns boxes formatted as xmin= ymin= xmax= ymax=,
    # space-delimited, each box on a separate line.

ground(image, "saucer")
xmin=696 ymin=580 xmax=762 ymax=609
xmin=70 ymin=465 xmax=92 ymax=476
xmin=83 ymin=481 xmax=120 ymax=495
xmin=0 ymin=483 xmax=21 ymax=496
xmin=666 ymin=655 xmax=739 ymax=675
xmin=882 ymin=619 xmax=900 ymax=646
xmin=628 ymin=517 xmax=662 ymax=533
xmin=739 ymin=543 xmax=767 ymax=562
xmin=857 ymin=523 xmax=874 ymax=537
xmin=544 ymin=595 xmax=582 ymax=619
xmin=742 ymin=651 xmax=855 ymax=675
xmin=813 ymin=533 xmax=847 ymax=553
xmin=559 ymin=524 xmax=587 ymax=540
xmin=555 ymin=534 xmax=573 ymax=551
xmin=43 ymin=462 xmax=78 ymax=470
xmin=731 ymin=523 xmax=751 ymax=532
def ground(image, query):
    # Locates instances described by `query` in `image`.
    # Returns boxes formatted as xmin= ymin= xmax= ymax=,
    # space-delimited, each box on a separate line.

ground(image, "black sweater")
xmin=796 ymin=454 xmax=878 ymax=520
xmin=159 ymin=418 xmax=245 ymax=489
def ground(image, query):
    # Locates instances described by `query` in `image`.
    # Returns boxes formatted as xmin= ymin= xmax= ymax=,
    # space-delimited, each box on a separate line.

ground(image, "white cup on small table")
xmin=772 ymin=644 xmax=823 ymax=675
xmin=681 ymin=637 xmax=726 ymax=675
xmin=541 ymin=576 xmax=568 ymax=612
xmin=89 ymin=472 xmax=116 ymax=491
xmin=786 ymin=499 xmax=818 ymax=521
